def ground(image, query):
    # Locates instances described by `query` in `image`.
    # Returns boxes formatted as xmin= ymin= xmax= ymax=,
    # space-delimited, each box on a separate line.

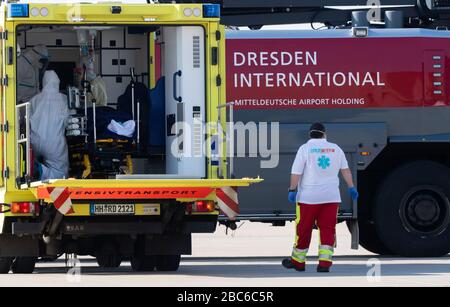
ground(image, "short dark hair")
xmin=309 ymin=123 xmax=326 ymax=139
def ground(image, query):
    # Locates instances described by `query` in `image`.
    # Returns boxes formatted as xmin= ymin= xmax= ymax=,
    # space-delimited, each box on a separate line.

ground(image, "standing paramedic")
xmin=282 ymin=123 xmax=359 ymax=273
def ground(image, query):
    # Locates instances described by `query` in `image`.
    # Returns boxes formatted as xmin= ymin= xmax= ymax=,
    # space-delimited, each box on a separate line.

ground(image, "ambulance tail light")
xmin=195 ymin=201 xmax=216 ymax=212
xmin=203 ymin=4 xmax=220 ymax=18
xmin=187 ymin=201 xmax=216 ymax=213
xmin=11 ymin=202 xmax=39 ymax=214
xmin=8 ymin=4 xmax=30 ymax=18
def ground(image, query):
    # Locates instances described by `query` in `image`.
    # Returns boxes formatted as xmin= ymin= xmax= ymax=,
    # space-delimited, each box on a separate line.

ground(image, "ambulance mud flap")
xmin=0 ymin=234 xmax=39 ymax=257
xmin=161 ymin=201 xmax=185 ymax=233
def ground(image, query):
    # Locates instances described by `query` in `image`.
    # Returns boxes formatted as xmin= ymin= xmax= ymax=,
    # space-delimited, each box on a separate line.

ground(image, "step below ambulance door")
xmin=162 ymin=26 xmax=206 ymax=178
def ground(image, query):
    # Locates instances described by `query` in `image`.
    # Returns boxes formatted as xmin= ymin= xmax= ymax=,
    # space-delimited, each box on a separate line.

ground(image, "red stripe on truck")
xmin=226 ymin=37 xmax=449 ymax=109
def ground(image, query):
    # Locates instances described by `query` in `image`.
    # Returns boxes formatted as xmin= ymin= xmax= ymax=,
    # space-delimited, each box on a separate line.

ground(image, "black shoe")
xmin=295 ymin=266 xmax=306 ymax=272
xmin=317 ymin=265 xmax=330 ymax=273
xmin=282 ymin=258 xmax=305 ymax=272
xmin=282 ymin=258 xmax=295 ymax=269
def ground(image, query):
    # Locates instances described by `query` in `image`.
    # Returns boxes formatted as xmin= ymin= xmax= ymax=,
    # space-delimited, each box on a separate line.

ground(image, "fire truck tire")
xmin=11 ymin=257 xmax=36 ymax=274
xmin=0 ymin=257 xmax=13 ymax=274
xmin=155 ymin=255 xmax=181 ymax=272
xmin=374 ymin=161 xmax=450 ymax=257
xmin=130 ymin=255 xmax=156 ymax=272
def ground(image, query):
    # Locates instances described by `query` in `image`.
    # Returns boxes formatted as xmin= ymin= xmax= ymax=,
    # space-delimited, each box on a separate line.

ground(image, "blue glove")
xmin=348 ymin=187 xmax=359 ymax=200
xmin=288 ymin=191 xmax=297 ymax=204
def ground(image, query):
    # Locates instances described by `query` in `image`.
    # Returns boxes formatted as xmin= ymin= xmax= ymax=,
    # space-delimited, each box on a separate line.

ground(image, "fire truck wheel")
xmin=11 ymin=257 xmax=37 ymax=274
xmin=0 ymin=257 xmax=13 ymax=274
xmin=349 ymin=220 xmax=393 ymax=255
xmin=155 ymin=255 xmax=181 ymax=272
xmin=130 ymin=255 xmax=156 ymax=272
xmin=374 ymin=161 xmax=450 ymax=257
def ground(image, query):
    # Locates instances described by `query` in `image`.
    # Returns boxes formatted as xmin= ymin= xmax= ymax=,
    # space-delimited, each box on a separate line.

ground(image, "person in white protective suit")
xmin=17 ymin=44 xmax=49 ymax=103
xmin=30 ymin=70 xmax=70 ymax=180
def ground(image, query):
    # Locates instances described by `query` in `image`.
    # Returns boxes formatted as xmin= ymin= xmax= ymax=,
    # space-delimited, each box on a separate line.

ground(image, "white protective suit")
xmin=17 ymin=45 xmax=49 ymax=102
xmin=30 ymin=71 xmax=70 ymax=180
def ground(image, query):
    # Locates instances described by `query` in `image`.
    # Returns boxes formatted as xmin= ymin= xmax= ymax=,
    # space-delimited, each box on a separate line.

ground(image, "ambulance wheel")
xmin=374 ymin=161 xmax=450 ymax=257
xmin=131 ymin=237 xmax=156 ymax=272
xmin=11 ymin=257 xmax=36 ymax=274
xmin=131 ymin=255 xmax=156 ymax=272
xmin=96 ymin=242 xmax=122 ymax=268
xmin=96 ymin=254 xmax=122 ymax=268
xmin=0 ymin=257 xmax=13 ymax=274
xmin=155 ymin=255 xmax=181 ymax=272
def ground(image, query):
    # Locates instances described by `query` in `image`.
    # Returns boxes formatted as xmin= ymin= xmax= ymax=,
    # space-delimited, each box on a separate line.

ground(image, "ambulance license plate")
xmin=90 ymin=204 xmax=135 ymax=215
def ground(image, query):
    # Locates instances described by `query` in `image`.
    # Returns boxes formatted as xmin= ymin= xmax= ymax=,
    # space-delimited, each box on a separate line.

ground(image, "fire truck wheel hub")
xmin=400 ymin=186 xmax=450 ymax=236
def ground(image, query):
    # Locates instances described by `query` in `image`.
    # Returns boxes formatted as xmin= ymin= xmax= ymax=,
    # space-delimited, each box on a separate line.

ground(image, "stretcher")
xmin=66 ymin=68 xmax=142 ymax=179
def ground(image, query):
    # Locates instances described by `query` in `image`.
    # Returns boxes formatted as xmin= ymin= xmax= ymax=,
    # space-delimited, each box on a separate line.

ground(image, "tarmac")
xmin=0 ymin=222 xmax=449 ymax=287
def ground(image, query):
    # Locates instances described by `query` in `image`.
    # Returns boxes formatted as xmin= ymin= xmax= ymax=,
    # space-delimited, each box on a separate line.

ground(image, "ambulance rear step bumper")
xmin=12 ymin=221 xmax=217 ymax=236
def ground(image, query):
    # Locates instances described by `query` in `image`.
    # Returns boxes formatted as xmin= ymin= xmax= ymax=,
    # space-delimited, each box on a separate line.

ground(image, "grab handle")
xmin=173 ymin=70 xmax=182 ymax=103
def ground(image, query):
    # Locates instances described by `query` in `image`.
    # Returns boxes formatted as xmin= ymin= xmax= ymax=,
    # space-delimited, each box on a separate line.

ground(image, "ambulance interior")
xmin=15 ymin=25 xmax=207 ymax=185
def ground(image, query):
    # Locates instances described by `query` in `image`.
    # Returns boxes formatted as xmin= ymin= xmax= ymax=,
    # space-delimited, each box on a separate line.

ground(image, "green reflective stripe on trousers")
xmin=292 ymin=248 xmax=308 ymax=263
xmin=294 ymin=204 xmax=301 ymax=246
xmin=319 ymin=253 xmax=333 ymax=262
xmin=292 ymin=255 xmax=307 ymax=263
xmin=319 ymin=245 xmax=334 ymax=255
xmin=319 ymin=245 xmax=334 ymax=262
xmin=319 ymin=249 xmax=333 ymax=256
xmin=292 ymin=248 xmax=308 ymax=257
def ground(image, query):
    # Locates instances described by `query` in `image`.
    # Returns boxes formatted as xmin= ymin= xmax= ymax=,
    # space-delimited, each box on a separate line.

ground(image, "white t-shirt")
xmin=291 ymin=138 xmax=349 ymax=204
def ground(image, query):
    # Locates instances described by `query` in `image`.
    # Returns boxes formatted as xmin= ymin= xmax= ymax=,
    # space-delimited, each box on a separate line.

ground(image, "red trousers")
xmin=291 ymin=203 xmax=339 ymax=269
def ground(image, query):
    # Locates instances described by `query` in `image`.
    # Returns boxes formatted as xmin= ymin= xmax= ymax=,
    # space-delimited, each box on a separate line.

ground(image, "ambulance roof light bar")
xmin=203 ymin=3 xmax=220 ymax=18
xmin=8 ymin=3 xmax=29 ymax=18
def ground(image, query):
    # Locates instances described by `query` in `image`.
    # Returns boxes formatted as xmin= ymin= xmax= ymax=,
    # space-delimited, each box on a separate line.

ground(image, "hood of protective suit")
xmin=42 ymin=70 xmax=60 ymax=93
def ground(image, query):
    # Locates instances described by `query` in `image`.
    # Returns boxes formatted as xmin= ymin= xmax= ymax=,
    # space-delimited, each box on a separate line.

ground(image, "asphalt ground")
xmin=0 ymin=222 xmax=449 ymax=287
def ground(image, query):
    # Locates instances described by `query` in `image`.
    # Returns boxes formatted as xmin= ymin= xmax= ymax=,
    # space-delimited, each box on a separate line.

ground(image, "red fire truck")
xmin=226 ymin=27 xmax=450 ymax=257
